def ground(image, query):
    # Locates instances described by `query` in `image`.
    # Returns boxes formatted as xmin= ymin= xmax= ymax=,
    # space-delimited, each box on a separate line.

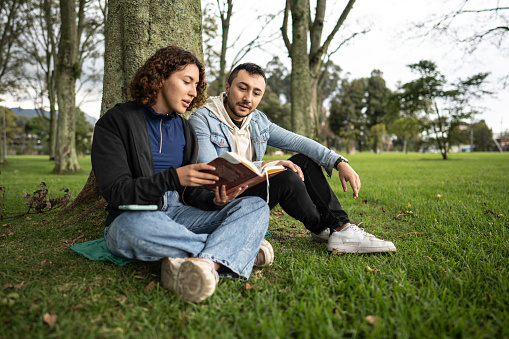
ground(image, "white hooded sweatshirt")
xmin=203 ymin=93 xmax=255 ymax=162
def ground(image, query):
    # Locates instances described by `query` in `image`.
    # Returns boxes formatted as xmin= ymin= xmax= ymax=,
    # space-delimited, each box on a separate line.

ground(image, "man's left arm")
xmin=267 ymin=121 xmax=361 ymax=197
xmin=267 ymin=122 xmax=345 ymax=176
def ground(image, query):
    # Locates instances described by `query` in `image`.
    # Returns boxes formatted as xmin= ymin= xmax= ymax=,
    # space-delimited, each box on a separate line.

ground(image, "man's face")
xmin=224 ymin=70 xmax=266 ymax=121
xmin=153 ymin=64 xmax=199 ymax=115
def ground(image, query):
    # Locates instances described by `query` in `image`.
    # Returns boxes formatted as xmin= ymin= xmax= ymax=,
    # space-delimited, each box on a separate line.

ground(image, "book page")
xmin=220 ymin=152 xmax=260 ymax=175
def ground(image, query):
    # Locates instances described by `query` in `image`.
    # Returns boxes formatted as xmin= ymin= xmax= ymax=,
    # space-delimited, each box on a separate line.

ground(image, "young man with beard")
xmin=189 ymin=63 xmax=396 ymax=254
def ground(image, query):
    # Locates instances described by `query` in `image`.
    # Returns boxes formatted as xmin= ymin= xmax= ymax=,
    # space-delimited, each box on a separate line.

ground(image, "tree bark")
xmin=217 ymin=0 xmax=232 ymax=94
xmin=63 ymin=0 xmax=204 ymax=216
xmin=288 ymin=0 xmax=310 ymax=137
xmin=53 ymin=0 xmax=81 ymax=174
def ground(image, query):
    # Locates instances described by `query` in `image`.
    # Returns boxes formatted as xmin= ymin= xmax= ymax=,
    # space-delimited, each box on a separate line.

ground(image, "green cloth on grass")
xmin=70 ymin=238 xmax=138 ymax=266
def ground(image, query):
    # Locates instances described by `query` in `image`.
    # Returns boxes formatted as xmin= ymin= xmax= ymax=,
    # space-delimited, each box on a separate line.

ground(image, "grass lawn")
xmin=1 ymin=152 xmax=508 ymax=338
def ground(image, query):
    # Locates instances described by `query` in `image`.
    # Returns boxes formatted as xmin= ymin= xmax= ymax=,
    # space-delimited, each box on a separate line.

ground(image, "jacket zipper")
xmin=159 ymin=118 xmax=163 ymax=153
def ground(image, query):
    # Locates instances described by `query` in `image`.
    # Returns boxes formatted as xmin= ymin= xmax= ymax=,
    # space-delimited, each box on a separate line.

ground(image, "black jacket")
xmin=91 ymin=101 xmax=218 ymax=226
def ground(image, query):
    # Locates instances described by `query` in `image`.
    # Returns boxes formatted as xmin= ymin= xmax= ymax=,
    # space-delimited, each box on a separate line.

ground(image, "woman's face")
xmin=153 ymin=64 xmax=200 ymax=114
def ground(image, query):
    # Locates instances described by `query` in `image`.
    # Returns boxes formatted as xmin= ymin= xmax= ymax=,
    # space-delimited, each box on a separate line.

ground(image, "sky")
xmin=5 ymin=0 xmax=508 ymax=135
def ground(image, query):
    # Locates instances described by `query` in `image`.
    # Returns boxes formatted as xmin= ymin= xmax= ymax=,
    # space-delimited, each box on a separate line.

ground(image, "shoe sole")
xmin=327 ymin=245 xmax=397 ymax=253
xmin=160 ymin=258 xmax=217 ymax=303
xmin=176 ymin=261 xmax=217 ymax=303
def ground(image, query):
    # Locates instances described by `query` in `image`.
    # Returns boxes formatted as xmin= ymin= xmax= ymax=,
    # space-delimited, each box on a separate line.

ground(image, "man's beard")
xmin=227 ymin=98 xmax=252 ymax=119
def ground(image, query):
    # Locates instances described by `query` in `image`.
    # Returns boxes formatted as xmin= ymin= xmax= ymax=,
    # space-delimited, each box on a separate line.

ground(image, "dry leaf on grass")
xmin=116 ymin=296 xmax=127 ymax=304
xmin=43 ymin=313 xmax=58 ymax=327
xmin=365 ymin=315 xmax=378 ymax=324
xmin=245 ymin=283 xmax=259 ymax=290
xmin=144 ymin=281 xmax=156 ymax=291
xmin=365 ymin=266 xmax=380 ymax=274
xmin=332 ymin=308 xmax=343 ymax=319
xmin=133 ymin=275 xmax=145 ymax=280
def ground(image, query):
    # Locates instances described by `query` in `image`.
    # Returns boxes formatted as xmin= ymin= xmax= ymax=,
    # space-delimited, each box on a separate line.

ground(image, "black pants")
xmin=241 ymin=154 xmax=350 ymax=234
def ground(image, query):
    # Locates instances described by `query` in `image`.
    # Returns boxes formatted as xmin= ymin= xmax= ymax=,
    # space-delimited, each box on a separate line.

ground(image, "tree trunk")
xmin=53 ymin=0 xmax=81 ymax=174
xmin=62 ymin=0 xmax=204 ymax=216
xmin=43 ymin=0 xmax=58 ymax=160
xmin=289 ymin=0 xmax=310 ymax=137
xmin=217 ymin=0 xmax=232 ymax=95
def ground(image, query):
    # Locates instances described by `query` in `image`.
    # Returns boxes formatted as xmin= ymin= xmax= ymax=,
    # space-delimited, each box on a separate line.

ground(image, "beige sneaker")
xmin=161 ymin=257 xmax=219 ymax=303
xmin=254 ymin=239 xmax=274 ymax=267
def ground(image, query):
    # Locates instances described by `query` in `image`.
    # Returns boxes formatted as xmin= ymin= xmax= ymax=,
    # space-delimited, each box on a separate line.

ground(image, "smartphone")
xmin=118 ymin=204 xmax=158 ymax=211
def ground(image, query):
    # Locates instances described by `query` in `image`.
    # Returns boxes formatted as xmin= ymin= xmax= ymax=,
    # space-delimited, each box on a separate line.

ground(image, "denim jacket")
xmin=189 ymin=105 xmax=348 ymax=177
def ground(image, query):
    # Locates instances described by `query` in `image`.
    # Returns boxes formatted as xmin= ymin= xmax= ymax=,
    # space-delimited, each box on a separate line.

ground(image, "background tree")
xmin=0 ymin=0 xmax=30 ymax=163
xmin=282 ymin=0 xmax=361 ymax=139
xmin=202 ymin=0 xmax=279 ymax=95
xmin=398 ymin=60 xmax=489 ymax=159
xmin=415 ymin=1 xmax=509 ymax=54
xmin=329 ymin=77 xmax=367 ymax=153
xmin=365 ymin=69 xmax=391 ymax=152
xmin=0 ymin=106 xmax=20 ymax=156
xmin=471 ymin=120 xmax=493 ymax=151
xmin=65 ymin=0 xmax=204 ymax=215
xmin=265 ymin=56 xmax=291 ymax=104
xmin=53 ymin=0 xmax=81 ymax=174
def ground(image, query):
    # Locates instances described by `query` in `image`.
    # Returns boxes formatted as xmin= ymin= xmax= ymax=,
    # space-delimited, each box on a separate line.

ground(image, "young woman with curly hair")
xmin=91 ymin=46 xmax=272 ymax=303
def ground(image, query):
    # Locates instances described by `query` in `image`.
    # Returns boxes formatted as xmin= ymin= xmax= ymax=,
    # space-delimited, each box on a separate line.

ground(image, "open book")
xmin=203 ymin=152 xmax=286 ymax=195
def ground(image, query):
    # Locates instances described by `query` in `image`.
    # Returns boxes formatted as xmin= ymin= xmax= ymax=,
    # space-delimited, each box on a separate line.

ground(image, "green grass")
xmin=1 ymin=153 xmax=508 ymax=338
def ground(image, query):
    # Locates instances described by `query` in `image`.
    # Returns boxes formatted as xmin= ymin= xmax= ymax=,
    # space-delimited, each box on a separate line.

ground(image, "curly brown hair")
xmin=129 ymin=46 xmax=207 ymax=110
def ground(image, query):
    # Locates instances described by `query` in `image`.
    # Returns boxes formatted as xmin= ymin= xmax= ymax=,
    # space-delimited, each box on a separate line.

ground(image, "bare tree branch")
xmin=281 ymin=0 xmax=292 ymax=56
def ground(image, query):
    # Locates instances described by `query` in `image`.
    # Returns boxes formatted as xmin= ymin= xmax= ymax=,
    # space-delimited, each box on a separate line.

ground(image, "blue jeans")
xmin=104 ymin=191 xmax=270 ymax=279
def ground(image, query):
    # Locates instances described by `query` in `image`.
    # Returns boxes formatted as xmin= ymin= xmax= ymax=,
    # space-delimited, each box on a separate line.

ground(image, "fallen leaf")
xmin=72 ymin=304 xmax=83 ymax=310
xmin=245 ymin=283 xmax=259 ymax=290
xmin=331 ymin=249 xmax=344 ymax=255
xmin=43 ymin=313 xmax=58 ymax=327
xmin=365 ymin=266 xmax=380 ymax=274
xmin=144 ymin=281 xmax=156 ymax=291
xmin=365 ymin=315 xmax=378 ymax=324
xmin=116 ymin=296 xmax=127 ymax=304
xmin=133 ymin=275 xmax=145 ymax=280
xmin=332 ymin=308 xmax=343 ymax=319
xmin=2 ymin=224 xmax=9 ymax=227
xmin=278 ymin=286 xmax=291 ymax=293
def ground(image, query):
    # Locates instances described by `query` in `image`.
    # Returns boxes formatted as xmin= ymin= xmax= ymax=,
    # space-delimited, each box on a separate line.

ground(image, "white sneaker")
xmin=327 ymin=224 xmax=397 ymax=253
xmin=160 ymin=257 xmax=219 ymax=303
xmin=254 ymin=239 xmax=274 ymax=267
xmin=311 ymin=227 xmax=331 ymax=243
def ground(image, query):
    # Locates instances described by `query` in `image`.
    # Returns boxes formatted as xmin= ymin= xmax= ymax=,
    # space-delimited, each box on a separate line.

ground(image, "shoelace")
xmin=350 ymin=223 xmax=375 ymax=237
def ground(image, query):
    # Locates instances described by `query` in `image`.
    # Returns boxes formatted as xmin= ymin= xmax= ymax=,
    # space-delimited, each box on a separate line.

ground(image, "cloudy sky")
xmin=6 ymin=0 xmax=508 ymax=135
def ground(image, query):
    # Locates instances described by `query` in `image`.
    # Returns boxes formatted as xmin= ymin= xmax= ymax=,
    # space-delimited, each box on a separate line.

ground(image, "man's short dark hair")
xmin=227 ymin=63 xmax=267 ymax=85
